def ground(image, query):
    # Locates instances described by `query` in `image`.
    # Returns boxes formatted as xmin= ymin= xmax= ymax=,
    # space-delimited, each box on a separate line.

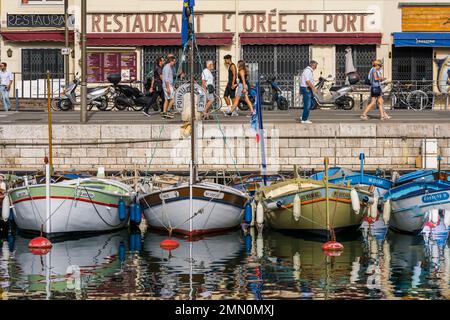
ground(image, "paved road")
xmin=0 ymin=109 xmax=448 ymax=124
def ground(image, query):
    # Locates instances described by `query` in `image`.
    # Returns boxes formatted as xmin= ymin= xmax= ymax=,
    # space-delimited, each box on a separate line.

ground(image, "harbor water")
xmin=0 ymin=228 xmax=448 ymax=300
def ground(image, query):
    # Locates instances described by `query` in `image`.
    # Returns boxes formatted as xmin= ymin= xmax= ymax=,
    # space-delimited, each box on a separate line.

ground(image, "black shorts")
xmin=224 ymin=84 xmax=236 ymax=99
xmin=370 ymin=86 xmax=382 ymax=97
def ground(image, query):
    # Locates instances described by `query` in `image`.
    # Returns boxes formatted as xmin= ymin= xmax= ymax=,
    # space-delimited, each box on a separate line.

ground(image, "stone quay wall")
xmin=0 ymin=122 xmax=449 ymax=172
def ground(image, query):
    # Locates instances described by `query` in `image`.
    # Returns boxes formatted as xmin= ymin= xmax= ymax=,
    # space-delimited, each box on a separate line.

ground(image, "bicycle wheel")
xmin=209 ymin=93 xmax=223 ymax=113
xmin=407 ymin=90 xmax=428 ymax=111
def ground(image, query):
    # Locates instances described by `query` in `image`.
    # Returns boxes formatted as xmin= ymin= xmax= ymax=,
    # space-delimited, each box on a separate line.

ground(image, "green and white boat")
xmin=7 ymin=178 xmax=134 ymax=237
xmin=258 ymin=177 xmax=373 ymax=236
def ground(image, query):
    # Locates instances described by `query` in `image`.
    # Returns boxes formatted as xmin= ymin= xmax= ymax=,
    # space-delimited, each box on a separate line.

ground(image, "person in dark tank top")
xmin=223 ymin=55 xmax=237 ymax=111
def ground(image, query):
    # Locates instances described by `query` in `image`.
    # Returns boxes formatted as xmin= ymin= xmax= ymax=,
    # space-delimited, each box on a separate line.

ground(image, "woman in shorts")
xmin=225 ymin=60 xmax=255 ymax=117
xmin=361 ymin=60 xmax=391 ymax=121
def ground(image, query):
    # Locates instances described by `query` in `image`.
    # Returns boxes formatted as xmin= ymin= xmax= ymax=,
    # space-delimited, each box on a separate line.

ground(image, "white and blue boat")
xmin=394 ymin=169 xmax=450 ymax=186
xmin=383 ymin=177 xmax=450 ymax=234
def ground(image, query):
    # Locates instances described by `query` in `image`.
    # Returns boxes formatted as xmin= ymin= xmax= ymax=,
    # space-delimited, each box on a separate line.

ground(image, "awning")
xmin=393 ymin=32 xmax=450 ymax=47
xmin=1 ymin=31 xmax=74 ymax=42
xmin=87 ymin=33 xmax=234 ymax=46
xmin=240 ymin=33 xmax=382 ymax=45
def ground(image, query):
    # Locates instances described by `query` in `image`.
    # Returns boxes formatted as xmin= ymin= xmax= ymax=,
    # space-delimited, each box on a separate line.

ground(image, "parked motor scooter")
xmin=107 ymin=74 xmax=158 ymax=111
xmin=238 ymin=76 xmax=288 ymax=111
xmin=312 ymin=75 xmax=355 ymax=110
xmin=53 ymin=73 xmax=110 ymax=111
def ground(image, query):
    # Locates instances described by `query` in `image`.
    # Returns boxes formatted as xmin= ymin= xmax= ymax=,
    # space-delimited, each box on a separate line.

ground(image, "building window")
xmin=22 ymin=49 xmax=64 ymax=81
xmin=143 ymin=46 xmax=218 ymax=87
xmin=392 ymin=47 xmax=433 ymax=81
xmin=242 ymin=45 xmax=310 ymax=84
xmin=335 ymin=45 xmax=376 ymax=85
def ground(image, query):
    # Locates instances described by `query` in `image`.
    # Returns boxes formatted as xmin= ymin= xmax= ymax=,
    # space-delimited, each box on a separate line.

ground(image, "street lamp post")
xmin=64 ymin=0 xmax=69 ymax=86
xmin=80 ymin=0 xmax=87 ymax=123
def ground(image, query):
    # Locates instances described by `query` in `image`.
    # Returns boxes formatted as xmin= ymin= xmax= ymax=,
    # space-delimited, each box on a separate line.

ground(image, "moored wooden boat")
xmin=138 ymin=181 xmax=248 ymax=236
xmin=7 ymin=178 xmax=133 ymax=237
xmin=257 ymin=177 xmax=372 ymax=236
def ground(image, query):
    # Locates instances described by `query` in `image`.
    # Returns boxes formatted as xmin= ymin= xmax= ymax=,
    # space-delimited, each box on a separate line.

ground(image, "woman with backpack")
xmin=225 ymin=60 xmax=255 ymax=117
xmin=360 ymin=60 xmax=391 ymax=121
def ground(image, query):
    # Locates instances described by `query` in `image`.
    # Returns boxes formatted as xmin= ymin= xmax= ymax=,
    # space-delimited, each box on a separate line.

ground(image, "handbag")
xmin=207 ymin=84 xmax=215 ymax=94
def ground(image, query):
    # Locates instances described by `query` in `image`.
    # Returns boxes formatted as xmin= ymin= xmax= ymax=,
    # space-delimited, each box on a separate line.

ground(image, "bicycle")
xmin=389 ymin=81 xmax=431 ymax=111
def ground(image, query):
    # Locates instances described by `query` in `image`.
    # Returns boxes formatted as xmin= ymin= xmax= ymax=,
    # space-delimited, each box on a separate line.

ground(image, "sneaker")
xmin=224 ymin=111 xmax=232 ymax=117
xmin=142 ymin=110 xmax=150 ymax=117
xmin=301 ymin=120 xmax=312 ymax=124
xmin=161 ymin=112 xmax=172 ymax=119
xmin=231 ymin=111 xmax=239 ymax=117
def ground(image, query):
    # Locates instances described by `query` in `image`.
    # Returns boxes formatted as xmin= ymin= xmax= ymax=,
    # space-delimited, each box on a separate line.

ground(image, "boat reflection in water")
xmin=2 ymin=231 xmax=128 ymax=299
xmin=142 ymin=230 xmax=245 ymax=299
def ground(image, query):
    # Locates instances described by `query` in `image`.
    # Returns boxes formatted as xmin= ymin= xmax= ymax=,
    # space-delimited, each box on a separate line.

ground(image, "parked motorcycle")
xmin=312 ymin=75 xmax=354 ymax=110
xmin=238 ymin=76 xmax=288 ymax=111
xmin=53 ymin=73 xmax=110 ymax=111
xmin=107 ymin=74 xmax=159 ymax=111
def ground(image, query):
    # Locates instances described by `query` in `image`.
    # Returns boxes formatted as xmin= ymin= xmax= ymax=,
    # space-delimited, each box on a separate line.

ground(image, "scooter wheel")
xmin=339 ymin=97 xmax=355 ymax=110
xmin=277 ymin=98 xmax=288 ymax=110
xmin=96 ymin=97 xmax=110 ymax=111
xmin=131 ymin=105 xmax=144 ymax=112
xmin=57 ymin=99 xmax=73 ymax=111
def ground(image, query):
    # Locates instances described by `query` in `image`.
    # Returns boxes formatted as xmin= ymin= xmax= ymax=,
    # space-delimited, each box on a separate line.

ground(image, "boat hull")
xmin=9 ymin=184 xmax=131 ymax=235
xmin=263 ymin=186 xmax=368 ymax=235
xmin=390 ymin=190 xmax=450 ymax=233
xmin=139 ymin=183 xmax=247 ymax=236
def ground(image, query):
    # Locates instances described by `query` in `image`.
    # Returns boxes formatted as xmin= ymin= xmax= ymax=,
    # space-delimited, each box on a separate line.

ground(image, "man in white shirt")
xmin=300 ymin=60 xmax=318 ymax=124
xmin=0 ymin=63 xmax=13 ymax=112
xmin=201 ymin=60 xmax=215 ymax=120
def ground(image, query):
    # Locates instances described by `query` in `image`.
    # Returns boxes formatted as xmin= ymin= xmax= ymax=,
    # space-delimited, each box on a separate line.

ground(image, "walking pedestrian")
xmin=0 ymin=63 xmax=13 ymax=112
xmin=223 ymin=54 xmax=237 ymax=112
xmin=360 ymin=59 xmax=391 ymax=121
xmin=162 ymin=55 xmax=177 ymax=119
xmin=225 ymin=60 xmax=254 ymax=117
xmin=299 ymin=60 xmax=318 ymax=124
xmin=142 ymin=56 xmax=165 ymax=116
xmin=201 ymin=60 xmax=215 ymax=120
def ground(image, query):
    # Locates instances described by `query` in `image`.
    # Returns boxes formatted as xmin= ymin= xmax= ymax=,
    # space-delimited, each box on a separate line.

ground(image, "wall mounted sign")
xmin=87 ymin=52 xmax=137 ymax=83
xmin=402 ymin=7 xmax=450 ymax=32
xmin=89 ymin=11 xmax=374 ymax=34
xmin=7 ymin=14 xmax=66 ymax=28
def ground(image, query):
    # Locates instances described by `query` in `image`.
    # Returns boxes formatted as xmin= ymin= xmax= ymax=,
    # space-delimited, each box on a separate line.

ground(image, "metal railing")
xmin=12 ymin=72 xmax=75 ymax=99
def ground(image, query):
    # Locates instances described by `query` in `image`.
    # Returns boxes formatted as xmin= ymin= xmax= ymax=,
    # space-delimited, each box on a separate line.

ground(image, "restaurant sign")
xmin=7 ymin=14 xmax=66 ymax=28
xmin=90 ymin=11 xmax=373 ymax=33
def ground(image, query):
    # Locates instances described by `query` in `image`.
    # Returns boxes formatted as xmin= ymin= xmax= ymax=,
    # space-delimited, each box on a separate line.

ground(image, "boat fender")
xmin=119 ymin=241 xmax=126 ymax=262
xmin=383 ymin=200 xmax=391 ymax=225
xmin=256 ymin=234 xmax=264 ymax=258
xmin=250 ymin=201 xmax=256 ymax=227
xmin=293 ymin=252 xmax=301 ymax=271
xmin=350 ymin=189 xmax=361 ymax=214
xmin=370 ymin=195 xmax=378 ymax=220
xmin=134 ymin=203 xmax=142 ymax=225
xmin=118 ymin=199 xmax=127 ymax=222
xmin=244 ymin=203 xmax=253 ymax=224
xmin=293 ymin=194 xmax=301 ymax=222
xmin=444 ymin=210 xmax=450 ymax=229
xmin=2 ymin=195 xmax=10 ymax=222
xmin=256 ymin=202 xmax=264 ymax=225
xmin=430 ymin=209 xmax=439 ymax=225
xmin=129 ymin=203 xmax=137 ymax=223
xmin=266 ymin=200 xmax=283 ymax=210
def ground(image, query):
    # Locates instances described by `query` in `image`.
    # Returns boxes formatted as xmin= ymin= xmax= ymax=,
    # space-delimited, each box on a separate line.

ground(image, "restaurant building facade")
xmin=1 ymin=0 xmax=450 ymax=98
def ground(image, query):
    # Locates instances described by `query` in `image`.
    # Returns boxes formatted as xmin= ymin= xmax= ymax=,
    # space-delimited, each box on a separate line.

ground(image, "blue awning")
xmin=393 ymin=32 xmax=450 ymax=47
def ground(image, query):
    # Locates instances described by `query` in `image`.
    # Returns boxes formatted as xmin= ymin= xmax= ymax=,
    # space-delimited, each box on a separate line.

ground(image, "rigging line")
xmin=140 ymin=192 xmax=172 ymax=232
xmin=145 ymin=123 xmax=166 ymax=176
xmin=82 ymin=186 xmax=124 ymax=228
xmin=211 ymin=113 xmax=245 ymax=189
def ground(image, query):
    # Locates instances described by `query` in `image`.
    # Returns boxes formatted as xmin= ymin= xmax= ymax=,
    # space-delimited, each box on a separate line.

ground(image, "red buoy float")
xmin=160 ymin=239 xmax=180 ymax=251
xmin=322 ymin=241 xmax=344 ymax=252
xmin=28 ymin=237 xmax=53 ymax=255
